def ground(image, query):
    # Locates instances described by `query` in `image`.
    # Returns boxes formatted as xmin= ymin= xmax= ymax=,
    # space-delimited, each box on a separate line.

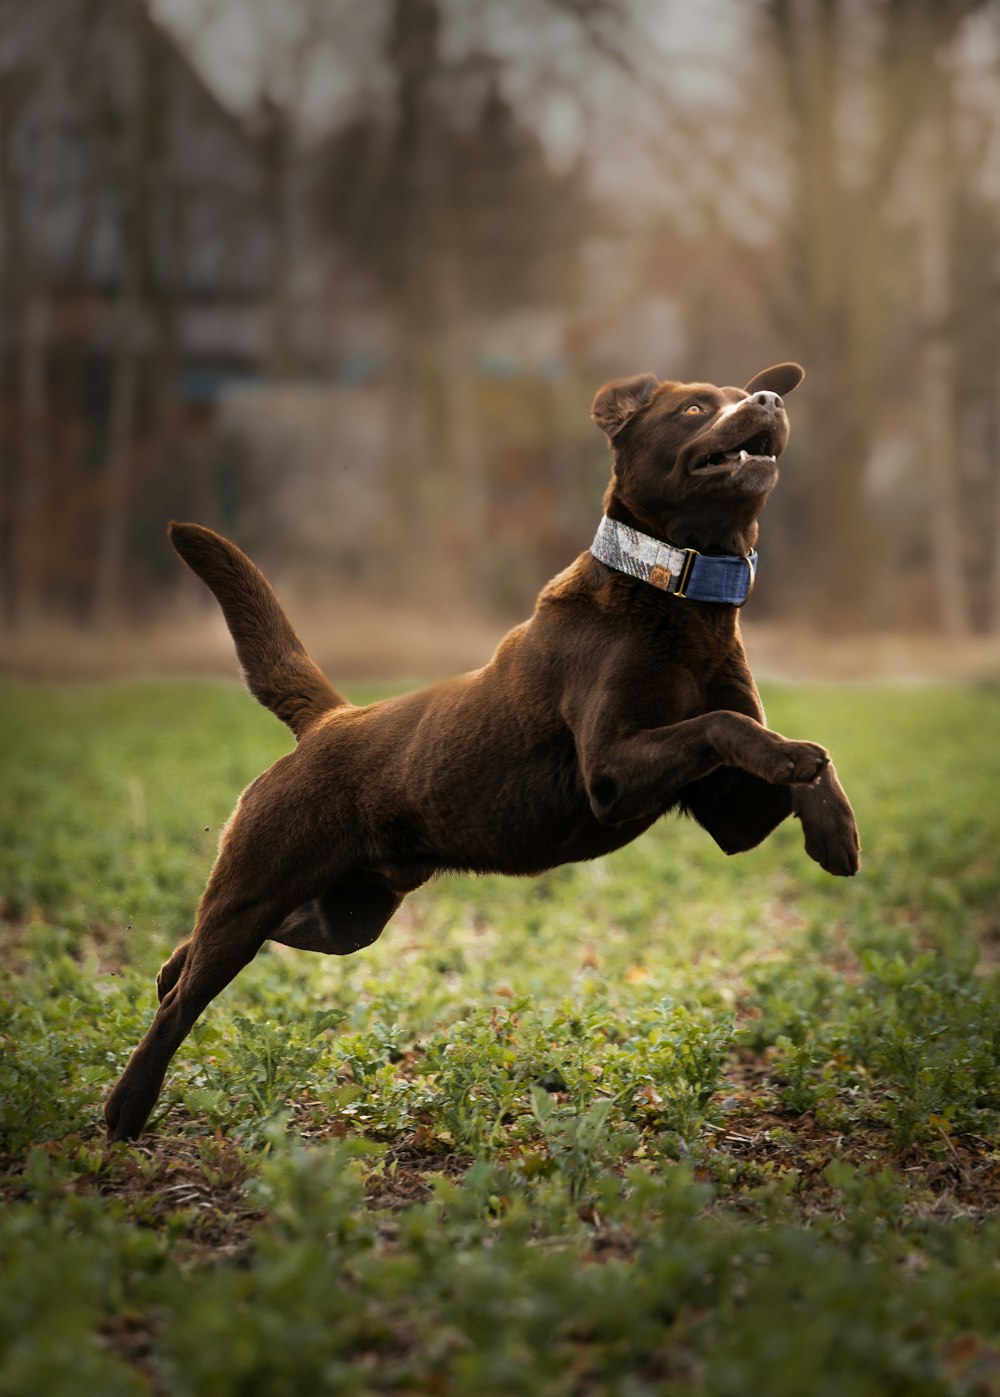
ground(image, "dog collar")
xmin=590 ymin=515 xmax=757 ymax=606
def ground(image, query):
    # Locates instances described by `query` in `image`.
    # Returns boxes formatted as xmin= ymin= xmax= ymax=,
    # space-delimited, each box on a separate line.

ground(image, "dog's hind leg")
xmin=107 ymin=761 xmax=356 ymax=1139
xmin=109 ymin=872 xmax=412 ymax=1137
xmin=271 ymin=868 xmax=416 ymax=956
xmin=105 ymin=880 xmax=287 ymax=1141
xmin=151 ymin=838 xmax=393 ymax=1006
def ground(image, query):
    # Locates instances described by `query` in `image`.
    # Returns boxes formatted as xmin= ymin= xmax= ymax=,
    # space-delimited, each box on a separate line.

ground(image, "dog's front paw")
xmin=766 ymin=739 xmax=829 ymax=786
xmin=794 ymin=774 xmax=861 ymax=876
xmin=803 ymin=815 xmax=861 ymax=877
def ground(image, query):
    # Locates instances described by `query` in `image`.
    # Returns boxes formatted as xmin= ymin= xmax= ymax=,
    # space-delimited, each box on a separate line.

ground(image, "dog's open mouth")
xmin=695 ymin=428 xmax=778 ymax=471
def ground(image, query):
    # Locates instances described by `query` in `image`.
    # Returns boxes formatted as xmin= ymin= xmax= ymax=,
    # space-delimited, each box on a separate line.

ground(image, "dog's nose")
xmin=751 ymin=390 xmax=783 ymax=413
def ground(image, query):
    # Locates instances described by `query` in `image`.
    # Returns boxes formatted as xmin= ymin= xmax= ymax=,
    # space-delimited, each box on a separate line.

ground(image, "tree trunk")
xmin=89 ymin=2 xmax=149 ymax=631
xmin=990 ymin=317 xmax=1000 ymax=635
xmin=441 ymin=283 xmax=486 ymax=593
xmin=11 ymin=293 xmax=51 ymax=628
xmin=760 ymin=0 xmax=984 ymax=631
xmin=90 ymin=283 xmax=142 ymax=630
xmin=0 ymin=68 xmax=29 ymax=628
xmin=917 ymin=94 xmax=969 ymax=638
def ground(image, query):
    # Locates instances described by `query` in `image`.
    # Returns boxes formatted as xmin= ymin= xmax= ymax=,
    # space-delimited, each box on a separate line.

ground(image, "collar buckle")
xmin=671 ymin=548 xmax=697 ymax=599
xmin=736 ymin=552 xmax=757 ymax=608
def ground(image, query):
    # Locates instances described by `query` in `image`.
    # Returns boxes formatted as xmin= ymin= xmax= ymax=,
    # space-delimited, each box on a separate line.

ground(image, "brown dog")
xmin=105 ymin=362 xmax=859 ymax=1141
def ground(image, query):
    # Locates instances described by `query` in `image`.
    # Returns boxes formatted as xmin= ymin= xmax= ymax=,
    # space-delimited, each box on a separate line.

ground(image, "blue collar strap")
xmin=590 ymin=515 xmax=757 ymax=606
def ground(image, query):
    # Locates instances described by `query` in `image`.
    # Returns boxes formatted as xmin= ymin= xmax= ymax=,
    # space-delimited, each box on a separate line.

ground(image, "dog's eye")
xmin=683 ymin=404 xmax=704 ymax=415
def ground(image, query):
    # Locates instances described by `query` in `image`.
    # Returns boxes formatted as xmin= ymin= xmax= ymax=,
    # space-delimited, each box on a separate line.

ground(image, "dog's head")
xmin=592 ymin=363 xmax=804 ymax=555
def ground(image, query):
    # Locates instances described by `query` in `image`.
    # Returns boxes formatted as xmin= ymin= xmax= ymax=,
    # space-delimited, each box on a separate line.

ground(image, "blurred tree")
xmin=89 ymin=0 xmax=152 ymax=630
xmin=0 ymin=0 xmax=278 ymax=629
xmin=917 ymin=74 xmax=970 ymax=638
xmin=4 ymin=0 xmax=998 ymax=639
xmin=313 ymin=0 xmax=590 ymax=593
xmin=0 ymin=3 xmax=48 ymax=629
xmin=756 ymin=0 xmax=995 ymax=629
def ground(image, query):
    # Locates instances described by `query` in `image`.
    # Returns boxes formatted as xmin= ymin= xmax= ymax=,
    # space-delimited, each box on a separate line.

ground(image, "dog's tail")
xmin=169 ymin=521 xmax=348 ymax=739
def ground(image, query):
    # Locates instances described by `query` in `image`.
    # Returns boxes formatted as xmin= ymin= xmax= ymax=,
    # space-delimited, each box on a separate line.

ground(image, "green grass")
xmin=1 ymin=677 xmax=999 ymax=1395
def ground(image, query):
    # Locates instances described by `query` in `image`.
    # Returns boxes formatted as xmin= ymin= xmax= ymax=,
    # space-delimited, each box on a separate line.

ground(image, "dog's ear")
xmin=744 ymin=362 xmax=805 ymax=397
xmin=591 ymin=373 xmax=660 ymax=438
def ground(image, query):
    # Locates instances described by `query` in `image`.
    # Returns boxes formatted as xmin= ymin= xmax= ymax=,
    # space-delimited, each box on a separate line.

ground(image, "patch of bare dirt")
xmin=3 ymin=613 xmax=998 ymax=684
xmin=0 ymin=599 xmax=506 ymax=684
xmin=0 ymin=1130 xmax=263 ymax=1257
xmin=742 ymin=622 xmax=1000 ymax=683
xmin=362 ymin=1139 xmax=473 ymax=1212
xmin=710 ymin=1069 xmax=1000 ymax=1221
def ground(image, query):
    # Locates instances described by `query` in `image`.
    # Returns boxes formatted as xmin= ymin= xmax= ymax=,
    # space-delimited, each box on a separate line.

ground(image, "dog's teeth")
xmin=739 ymin=449 xmax=749 ymax=462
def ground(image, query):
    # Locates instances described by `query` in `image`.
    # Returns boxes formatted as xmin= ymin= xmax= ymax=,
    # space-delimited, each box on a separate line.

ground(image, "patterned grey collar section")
xmin=590 ymin=515 xmax=757 ymax=606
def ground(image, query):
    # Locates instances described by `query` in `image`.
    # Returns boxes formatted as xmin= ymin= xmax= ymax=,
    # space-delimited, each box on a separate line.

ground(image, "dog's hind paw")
xmin=104 ymin=1088 xmax=129 ymax=1142
xmin=104 ymin=1080 xmax=152 ymax=1143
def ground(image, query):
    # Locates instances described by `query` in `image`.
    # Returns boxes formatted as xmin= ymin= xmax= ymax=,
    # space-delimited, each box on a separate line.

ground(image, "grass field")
xmin=1 ymin=676 xmax=999 ymax=1395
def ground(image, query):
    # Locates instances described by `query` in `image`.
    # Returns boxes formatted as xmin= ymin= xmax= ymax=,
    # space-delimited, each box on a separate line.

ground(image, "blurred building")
xmin=1 ymin=0 xmax=295 ymax=391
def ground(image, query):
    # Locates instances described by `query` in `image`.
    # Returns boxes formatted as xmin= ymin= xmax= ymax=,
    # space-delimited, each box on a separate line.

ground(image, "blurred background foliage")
xmin=1 ymin=0 xmax=999 ymax=650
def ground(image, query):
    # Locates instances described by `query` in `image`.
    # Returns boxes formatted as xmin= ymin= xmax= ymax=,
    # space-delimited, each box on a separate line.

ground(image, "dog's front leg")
xmin=576 ymin=708 xmax=829 ymax=827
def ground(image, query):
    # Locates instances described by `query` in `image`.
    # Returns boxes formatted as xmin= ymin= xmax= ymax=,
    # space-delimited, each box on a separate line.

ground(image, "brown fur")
xmin=105 ymin=362 xmax=859 ymax=1141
